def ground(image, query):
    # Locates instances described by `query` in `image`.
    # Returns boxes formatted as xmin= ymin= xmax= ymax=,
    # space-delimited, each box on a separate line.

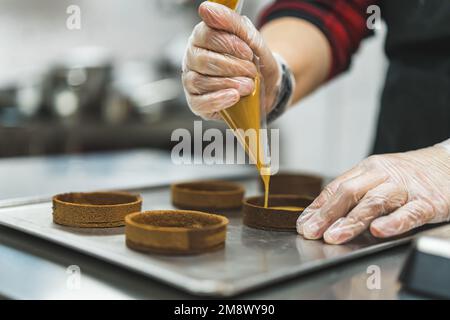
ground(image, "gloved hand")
xmin=297 ymin=140 xmax=450 ymax=244
xmin=182 ymin=2 xmax=281 ymax=120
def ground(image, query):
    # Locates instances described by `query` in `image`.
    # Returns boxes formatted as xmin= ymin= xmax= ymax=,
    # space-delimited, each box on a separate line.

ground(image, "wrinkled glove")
xmin=182 ymin=2 xmax=281 ymax=120
xmin=297 ymin=140 xmax=450 ymax=244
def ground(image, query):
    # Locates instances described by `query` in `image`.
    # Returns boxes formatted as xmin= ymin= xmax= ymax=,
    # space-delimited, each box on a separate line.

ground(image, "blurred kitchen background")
xmin=0 ymin=0 xmax=387 ymax=178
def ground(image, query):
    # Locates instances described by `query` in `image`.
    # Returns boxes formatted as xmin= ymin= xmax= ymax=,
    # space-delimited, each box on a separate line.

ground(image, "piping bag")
xmin=208 ymin=0 xmax=272 ymax=208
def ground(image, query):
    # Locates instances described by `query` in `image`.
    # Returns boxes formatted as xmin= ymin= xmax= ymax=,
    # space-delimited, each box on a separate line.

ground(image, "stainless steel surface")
xmin=0 ymin=177 xmax=437 ymax=297
xmin=0 ymin=224 xmax=413 ymax=299
xmin=0 ymin=151 xmax=440 ymax=299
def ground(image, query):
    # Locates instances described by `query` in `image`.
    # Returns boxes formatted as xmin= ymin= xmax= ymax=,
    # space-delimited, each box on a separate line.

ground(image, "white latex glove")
xmin=182 ymin=2 xmax=281 ymax=120
xmin=297 ymin=140 xmax=450 ymax=244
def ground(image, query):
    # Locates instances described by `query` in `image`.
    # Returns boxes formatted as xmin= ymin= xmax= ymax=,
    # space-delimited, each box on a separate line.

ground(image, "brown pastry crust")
xmin=53 ymin=192 xmax=142 ymax=228
xmin=125 ymin=210 xmax=228 ymax=255
xmin=243 ymin=195 xmax=314 ymax=231
xmin=262 ymin=172 xmax=323 ymax=197
xmin=171 ymin=180 xmax=244 ymax=211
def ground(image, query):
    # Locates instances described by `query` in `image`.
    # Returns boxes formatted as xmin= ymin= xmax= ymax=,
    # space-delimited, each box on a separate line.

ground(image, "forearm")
xmin=261 ymin=17 xmax=332 ymax=105
xmin=438 ymin=138 xmax=450 ymax=153
xmin=436 ymin=139 xmax=450 ymax=177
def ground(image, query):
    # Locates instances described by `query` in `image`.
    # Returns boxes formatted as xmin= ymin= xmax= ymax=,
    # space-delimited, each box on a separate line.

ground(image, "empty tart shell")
xmin=125 ymin=210 xmax=229 ymax=255
xmin=243 ymin=195 xmax=314 ymax=231
xmin=53 ymin=192 xmax=142 ymax=228
xmin=171 ymin=180 xmax=244 ymax=211
xmin=261 ymin=172 xmax=323 ymax=197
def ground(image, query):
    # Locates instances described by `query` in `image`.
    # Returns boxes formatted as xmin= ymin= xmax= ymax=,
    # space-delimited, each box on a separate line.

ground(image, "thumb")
xmin=199 ymin=2 xmax=263 ymax=55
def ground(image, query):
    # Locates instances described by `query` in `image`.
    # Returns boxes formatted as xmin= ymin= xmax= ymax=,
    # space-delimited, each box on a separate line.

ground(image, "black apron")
xmin=373 ymin=0 xmax=450 ymax=154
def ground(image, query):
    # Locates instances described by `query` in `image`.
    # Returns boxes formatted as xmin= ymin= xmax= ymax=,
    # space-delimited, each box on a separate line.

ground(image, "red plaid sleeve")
xmin=258 ymin=0 xmax=379 ymax=79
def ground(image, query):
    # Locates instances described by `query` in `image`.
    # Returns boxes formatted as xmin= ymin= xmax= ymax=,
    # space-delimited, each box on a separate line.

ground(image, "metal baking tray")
xmin=0 ymin=177 xmax=440 ymax=297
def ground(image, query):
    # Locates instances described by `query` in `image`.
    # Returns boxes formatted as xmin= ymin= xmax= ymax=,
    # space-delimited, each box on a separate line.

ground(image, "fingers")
xmin=182 ymin=26 xmax=257 ymax=119
xmin=199 ymin=2 xmax=264 ymax=55
xmin=182 ymin=71 xmax=254 ymax=96
xmin=323 ymin=183 xmax=408 ymax=244
xmin=309 ymin=166 xmax=363 ymax=209
xmin=297 ymin=165 xmax=363 ymax=234
xmin=199 ymin=2 xmax=246 ymax=39
xmin=185 ymin=88 xmax=240 ymax=119
xmin=182 ymin=70 xmax=254 ymax=119
xmin=299 ymin=171 xmax=387 ymax=240
xmin=192 ymin=22 xmax=253 ymax=61
xmin=370 ymin=200 xmax=436 ymax=238
xmin=185 ymin=46 xmax=257 ymax=78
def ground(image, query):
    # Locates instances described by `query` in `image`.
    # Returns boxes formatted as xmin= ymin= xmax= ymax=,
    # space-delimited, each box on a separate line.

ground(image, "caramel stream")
xmin=270 ymin=206 xmax=304 ymax=212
